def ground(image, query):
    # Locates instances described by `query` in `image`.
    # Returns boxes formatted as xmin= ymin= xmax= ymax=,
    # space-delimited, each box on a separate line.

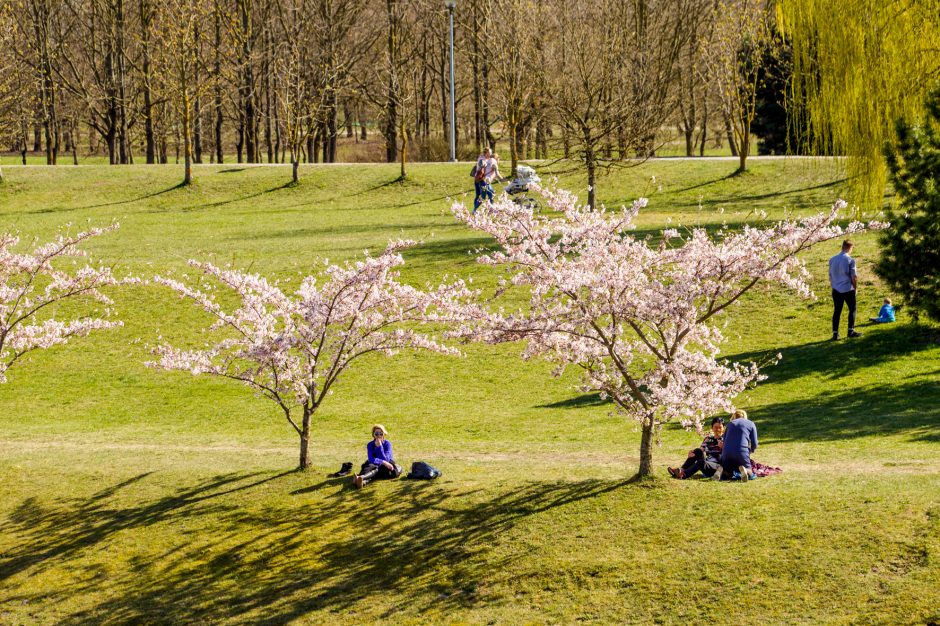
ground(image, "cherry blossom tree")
xmin=453 ymin=189 xmax=885 ymax=477
xmin=151 ymin=241 xmax=473 ymax=470
xmin=1 ymin=224 xmax=127 ymax=384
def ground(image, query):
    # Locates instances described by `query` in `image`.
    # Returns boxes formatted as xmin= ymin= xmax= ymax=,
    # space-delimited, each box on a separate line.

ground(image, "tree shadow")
xmin=537 ymin=393 xmax=611 ymax=410
xmin=2 ymin=472 xmax=634 ymax=624
xmin=144 ymin=181 xmax=298 ymax=214
xmin=0 ymin=182 xmax=187 ymax=216
xmin=0 ymin=470 xmax=291 ymax=585
xmin=753 ymin=376 xmax=939 ymax=444
xmin=724 ymin=324 xmax=936 ymax=387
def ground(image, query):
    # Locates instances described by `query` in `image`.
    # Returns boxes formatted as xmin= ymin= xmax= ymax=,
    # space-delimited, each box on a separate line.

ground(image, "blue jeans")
xmin=473 ymin=180 xmax=494 ymax=211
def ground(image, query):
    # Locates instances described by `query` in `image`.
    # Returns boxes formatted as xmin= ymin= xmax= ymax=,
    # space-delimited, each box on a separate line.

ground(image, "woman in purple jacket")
xmin=353 ymin=424 xmax=402 ymax=489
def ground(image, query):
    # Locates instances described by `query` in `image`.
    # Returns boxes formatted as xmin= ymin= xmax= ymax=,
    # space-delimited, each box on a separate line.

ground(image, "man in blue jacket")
xmin=720 ymin=409 xmax=758 ymax=481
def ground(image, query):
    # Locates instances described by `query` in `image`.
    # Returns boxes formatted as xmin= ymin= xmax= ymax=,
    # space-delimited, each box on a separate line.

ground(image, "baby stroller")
xmin=503 ymin=165 xmax=541 ymax=212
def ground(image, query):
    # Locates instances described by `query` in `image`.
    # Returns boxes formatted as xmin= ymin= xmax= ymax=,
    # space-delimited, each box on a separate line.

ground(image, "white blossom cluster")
xmin=0 ymin=224 xmax=133 ymax=383
xmin=452 ymin=190 xmax=885 ymax=470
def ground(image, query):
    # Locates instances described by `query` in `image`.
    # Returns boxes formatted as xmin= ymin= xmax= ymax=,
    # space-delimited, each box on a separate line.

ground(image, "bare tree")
xmin=153 ymin=0 xmax=214 ymax=184
xmin=700 ymin=0 xmax=773 ymax=172
xmin=542 ymin=0 xmax=692 ymax=208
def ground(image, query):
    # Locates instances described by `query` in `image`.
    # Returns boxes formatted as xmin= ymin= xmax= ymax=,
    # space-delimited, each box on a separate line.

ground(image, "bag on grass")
xmin=406 ymin=461 xmax=442 ymax=480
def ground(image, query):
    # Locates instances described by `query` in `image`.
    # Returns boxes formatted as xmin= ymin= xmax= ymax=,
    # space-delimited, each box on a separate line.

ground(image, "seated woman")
xmin=668 ymin=417 xmax=724 ymax=480
xmin=353 ymin=424 xmax=402 ymax=489
xmin=869 ymin=297 xmax=896 ymax=323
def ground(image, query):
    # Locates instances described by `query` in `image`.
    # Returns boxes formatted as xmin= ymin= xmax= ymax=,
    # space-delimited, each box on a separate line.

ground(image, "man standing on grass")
xmin=829 ymin=239 xmax=862 ymax=340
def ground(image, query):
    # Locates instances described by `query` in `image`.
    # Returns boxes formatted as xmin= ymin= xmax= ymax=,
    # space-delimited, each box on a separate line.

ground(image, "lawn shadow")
xmin=753 ymin=375 xmax=939 ymax=444
xmin=537 ymin=393 xmax=611 ymax=410
xmin=0 ymin=470 xmax=291 ymax=585
xmin=2 ymin=472 xmax=633 ymax=624
xmin=724 ymin=324 xmax=936 ymax=387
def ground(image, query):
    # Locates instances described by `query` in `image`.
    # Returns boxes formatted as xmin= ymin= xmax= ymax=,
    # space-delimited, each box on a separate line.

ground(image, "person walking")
xmin=472 ymin=148 xmax=500 ymax=213
xmin=472 ymin=148 xmax=492 ymax=212
xmin=719 ymin=410 xmax=758 ymax=481
xmin=829 ymin=240 xmax=862 ymax=340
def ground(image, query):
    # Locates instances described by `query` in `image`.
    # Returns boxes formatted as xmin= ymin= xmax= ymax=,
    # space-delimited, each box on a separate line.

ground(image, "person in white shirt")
xmin=472 ymin=148 xmax=501 ymax=212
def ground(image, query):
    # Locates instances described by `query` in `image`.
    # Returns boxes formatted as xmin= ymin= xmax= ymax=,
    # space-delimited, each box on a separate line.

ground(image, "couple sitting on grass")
xmin=668 ymin=410 xmax=780 ymax=481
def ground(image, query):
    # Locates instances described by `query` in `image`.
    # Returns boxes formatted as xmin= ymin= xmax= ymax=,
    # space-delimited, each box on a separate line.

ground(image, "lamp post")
xmin=444 ymin=0 xmax=457 ymax=162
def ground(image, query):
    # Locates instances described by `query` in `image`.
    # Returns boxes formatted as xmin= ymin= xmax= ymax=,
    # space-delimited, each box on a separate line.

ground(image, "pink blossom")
xmin=452 ymin=188 xmax=886 ymax=475
xmin=0 ymin=224 xmax=130 ymax=384
xmin=149 ymin=242 xmax=475 ymax=469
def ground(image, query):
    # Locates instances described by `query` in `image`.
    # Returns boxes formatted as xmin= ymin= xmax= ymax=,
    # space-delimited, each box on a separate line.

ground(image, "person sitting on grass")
xmin=353 ymin=424 xmax=402 ymax=489
xmin=720 ymin=409 xmax=758 ymax=481
xmin=668 ymin=417 xmax=724 ymax=480
xmin=869 ymin=297 xmax=896 ymax=323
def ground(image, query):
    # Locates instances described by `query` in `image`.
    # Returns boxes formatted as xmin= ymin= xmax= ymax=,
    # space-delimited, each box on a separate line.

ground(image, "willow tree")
xmin=778 ymin=0 xmax=940 ymax=206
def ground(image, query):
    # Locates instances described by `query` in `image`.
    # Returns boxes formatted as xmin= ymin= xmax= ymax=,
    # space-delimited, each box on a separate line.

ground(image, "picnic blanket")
xmin=750 ymin=460 xmax=782 ymax=478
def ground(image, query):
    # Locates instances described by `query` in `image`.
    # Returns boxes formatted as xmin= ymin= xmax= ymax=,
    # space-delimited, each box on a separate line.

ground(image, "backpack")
xmin=473 ymin=158 xmax=487 ymax=182
xmin=406 ymin=461 xmax=442 ymax=480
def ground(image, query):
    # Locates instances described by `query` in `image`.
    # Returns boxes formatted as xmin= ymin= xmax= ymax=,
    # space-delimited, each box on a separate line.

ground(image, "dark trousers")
xmin=358 ymin=462 xmax=401 ymax=485
xmin=832 ymin=288 xmax=857 ymax=333
xmin=721 ymin=451 xmax=752 ymax=476
xmin=680 ymin=448 xmax=719 ymax=479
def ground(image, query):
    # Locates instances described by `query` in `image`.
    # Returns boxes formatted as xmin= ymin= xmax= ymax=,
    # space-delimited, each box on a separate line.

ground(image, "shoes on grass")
xmin=831 ymin=332 xmax=839 ymax=341
xmin=848 ymin=330 xmax=862 ymax=338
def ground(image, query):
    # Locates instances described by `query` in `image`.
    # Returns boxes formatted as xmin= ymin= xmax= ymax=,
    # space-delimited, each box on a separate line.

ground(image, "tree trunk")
xmin=738 ymin=130 xmax=749 ymax=172
xmin=724 ymin=112 xmax=738 ymax=157
xmin=299 ymin=408 xmax=311 ymax=470
xmin=344 ymin=102 xmax=353 ymax=138
xmin=699 ymin=100 xmax=709 ymax=157
xmin=194 ymin=96 xmax=203 ymax=163
xmin=116 ymin=0 xmax=130 ymax=164
xmin=183 ymin=95 xmax=193 ymax=185
xmin=292 ymin=159 xmax=299 ymax=183
xmin=213 ymin=0 xmax=224 ymax=164
xmin=399 ymin=115 xmax=407 ymax=179
xmin=586 ymin=143 xmax=597 ymax=210
xmin=238 ymin=0 xmax=256 ymax=163
xmin=508 ymin=119 xmax=519 ymax=178
xmin=638 ymin=417 xmax=655 ymax=477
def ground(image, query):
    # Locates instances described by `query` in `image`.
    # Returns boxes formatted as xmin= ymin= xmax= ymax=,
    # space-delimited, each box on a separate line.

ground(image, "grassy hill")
xmin=0 ymin=160 xmax=937 ymax=625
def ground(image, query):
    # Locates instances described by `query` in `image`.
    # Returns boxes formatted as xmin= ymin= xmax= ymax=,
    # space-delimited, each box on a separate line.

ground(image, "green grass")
xmin=0 ymin=160 xmax=937 ymax=625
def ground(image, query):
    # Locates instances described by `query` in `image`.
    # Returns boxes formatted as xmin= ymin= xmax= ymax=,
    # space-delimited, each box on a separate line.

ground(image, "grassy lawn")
xmin=0 ymin=160 xmax=937 ymax=625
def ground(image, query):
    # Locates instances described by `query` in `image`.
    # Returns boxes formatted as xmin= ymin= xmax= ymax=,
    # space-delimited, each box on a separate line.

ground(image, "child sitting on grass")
xmin=869 ymin=297 xmax=896 ymax=323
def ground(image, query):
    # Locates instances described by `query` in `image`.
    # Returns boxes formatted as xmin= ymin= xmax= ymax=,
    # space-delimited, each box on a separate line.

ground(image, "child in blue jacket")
xmin=869 ymin=298 xmax=896 ymax=323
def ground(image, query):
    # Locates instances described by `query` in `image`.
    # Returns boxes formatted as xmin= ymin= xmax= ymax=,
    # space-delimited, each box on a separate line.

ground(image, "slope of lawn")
xmin=0 ymin=159 xmax=937 ymax=626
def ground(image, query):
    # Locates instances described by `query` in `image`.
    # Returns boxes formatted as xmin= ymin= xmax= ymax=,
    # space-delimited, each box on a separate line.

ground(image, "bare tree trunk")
xmin=724 ymin=112 xmax=738 ymax=157
xmin=699 ymin=100 xmax=709 ymax=157
xmin=141 ymin=0 xmax=156 ymax=163
xmin=238 ymin=0 xmax=257 ymax=163
xmin=399 ymin=115 xmax=407 ymax=180
xmin=299 ymin=407 xmax=311 ymax=470
xmin=213 ymin=0 xmax=224 ymax=164
xmin=344 ymin=102 xmax=353 ymax=138
xmin=116 ymin=0 xmax=130 ymax=164
xmin=738 ymin=128 xmax=749 ymax=172
xmin=638 ymin=417 xmax=655 ymax=477
xmin=585 ymin=135 xmax=597 ymax=210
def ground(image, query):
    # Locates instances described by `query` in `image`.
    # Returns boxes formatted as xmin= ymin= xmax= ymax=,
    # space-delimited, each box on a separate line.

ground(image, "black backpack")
xmin=406 ymin=461 xmax=442 ymax=480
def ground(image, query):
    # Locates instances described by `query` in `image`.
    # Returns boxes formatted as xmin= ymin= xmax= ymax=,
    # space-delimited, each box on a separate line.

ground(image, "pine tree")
xmin=876 ymin=86 xmax=940 ymax=323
